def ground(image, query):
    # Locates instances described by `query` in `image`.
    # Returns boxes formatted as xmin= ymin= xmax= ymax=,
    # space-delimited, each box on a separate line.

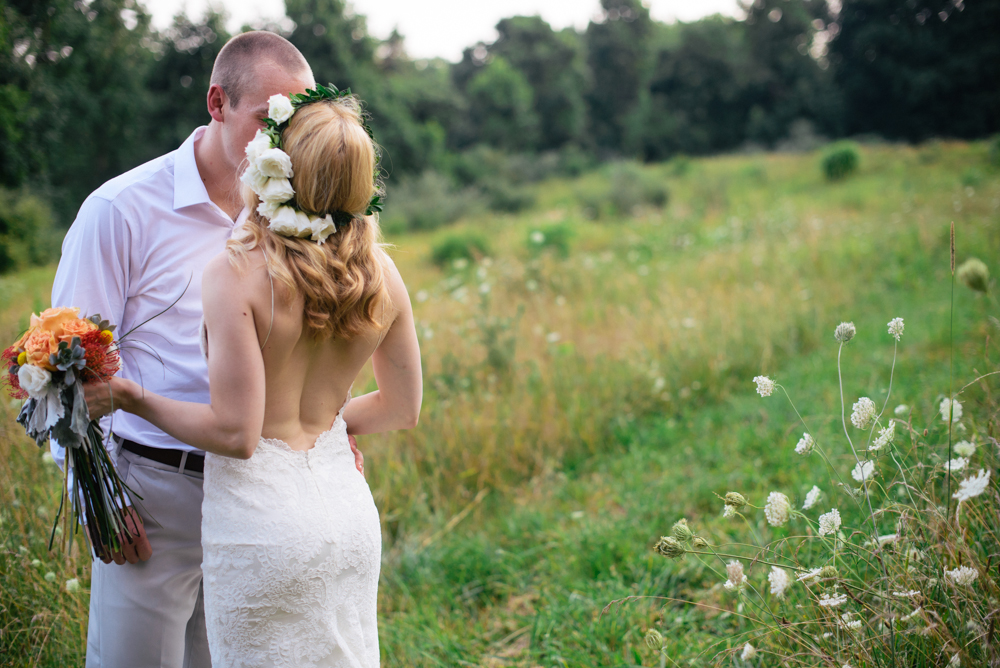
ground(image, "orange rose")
xmin=30 ymin=307 xmax=82 ymax=339
xmin=23 ymin=328 xmax=59 ymax=369
xmin=58 ymin=317 xmax=98 ymax=344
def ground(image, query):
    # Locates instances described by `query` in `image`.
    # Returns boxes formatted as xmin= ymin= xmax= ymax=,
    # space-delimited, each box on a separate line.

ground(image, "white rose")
xmin=267 ymin=94 xmax=294 ymax=124
xmin=245 ymin=130 xmax=272 ymax=163
xmin=240 ymin=164 xmax=268 ymax=194
xmin=268 ymin=206 xmax=311 ymax=237
xmin=258 ymin=177 xmax=295 ymax=204
xmin=18 ymin=364 xmax=52 ymax=399
xmin=308 ymin=214 xmax=337 ymax=244
xmin=255 ymin=147 xmax=293 ymax=179
xmin=256 ymin=199 xmax=280 ymax=220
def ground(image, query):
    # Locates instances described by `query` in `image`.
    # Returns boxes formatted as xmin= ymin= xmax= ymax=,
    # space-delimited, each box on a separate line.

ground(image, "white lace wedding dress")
xmin=200 ymin=400 xmax=382 ymax=668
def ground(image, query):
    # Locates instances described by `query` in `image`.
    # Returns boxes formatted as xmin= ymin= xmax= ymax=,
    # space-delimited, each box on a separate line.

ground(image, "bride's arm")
xmin=342 ymin=256 xmax=422 ymax=435
xmin=92 ymin=253 xmax=266 ymax=459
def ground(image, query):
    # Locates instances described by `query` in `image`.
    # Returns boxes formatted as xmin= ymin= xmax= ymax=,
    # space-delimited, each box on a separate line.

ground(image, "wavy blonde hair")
xmin=228 ymin=97 xmax=389 ymax=340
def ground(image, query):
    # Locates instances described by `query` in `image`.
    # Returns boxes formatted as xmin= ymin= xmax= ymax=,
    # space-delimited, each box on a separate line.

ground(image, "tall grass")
xmin=1 ymin=140 xmax=998 ymax=665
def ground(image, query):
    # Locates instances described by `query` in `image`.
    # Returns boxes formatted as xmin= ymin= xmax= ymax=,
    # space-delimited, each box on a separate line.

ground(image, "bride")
xmin=90 ymin=90 xmax=422 ymax=667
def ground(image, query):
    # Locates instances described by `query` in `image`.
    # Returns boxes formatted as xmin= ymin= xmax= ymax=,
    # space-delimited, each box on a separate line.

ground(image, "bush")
xmin=0 ymin=189 xmax=59 ymax=274
xmin=526 ymin=222 xmax=574 ymax=257
xmin=380 ymin=171 xmax=478 ymax=233
xmin=430 ymin=230 xmax=490 ymax=268
xmin=608 ymin=162 xmax=669 ymax=215
xmin=821 ymin=142 xmax=860 ymax=181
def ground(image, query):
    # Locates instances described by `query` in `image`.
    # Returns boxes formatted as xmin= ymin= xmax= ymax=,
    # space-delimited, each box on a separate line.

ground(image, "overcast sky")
xmin=146 ymin=0 xmax=743 ymax=61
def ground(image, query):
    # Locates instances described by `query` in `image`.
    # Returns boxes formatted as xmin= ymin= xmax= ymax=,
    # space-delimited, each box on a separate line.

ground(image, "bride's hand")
xmin=349 ymin=435 xmax=364 ymax=476
xmin=83 ymin=377 xmax=136 ymax=419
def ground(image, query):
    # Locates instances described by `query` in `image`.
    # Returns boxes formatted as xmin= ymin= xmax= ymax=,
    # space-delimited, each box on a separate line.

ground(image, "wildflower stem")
xmin=946 ymin=234 xmax=956 ymax=520
xmin=776 ymin=384 xmax=854 ymax=499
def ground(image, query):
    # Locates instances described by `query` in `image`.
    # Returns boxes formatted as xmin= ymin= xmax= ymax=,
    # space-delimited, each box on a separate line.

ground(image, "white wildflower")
xmin=723 ymin=504 xmax=737 ymax=518
xmin=818 ymin=508 xmax=841 ymax=536
xmin=741 ymin=643 xmax=756 ymax=660
xmin=530 ymin=231 xmax=545 ymax=244
xmin=764 ymin=491 xmax=791 ymax=527
xmin=768 ymin=566 xmax=790 ymax=598
xmin=818 ymin=591 xmax=847 ymax=607
xmin=753 ymin=376 xmax=775 ymax=397
xmin=892 ymin=590 xmax=920 ymax=598
xmin=834 ymin=321 xmax=856 ymax=343
xmin=945 ymin=565 xmax=978 ymax=586
xmin=797 ymin=568 xmax=822 ymax=583
xmin=948 ymin=654 xmax=960 ymax=668
xmin=940 ymin=397 xmax=963 ymax=424
xmin=851 ymin=397 xmax=877 ymax=429
xmin=953 ymin=469 xmax=990 ymax=502
xmin=871 ymin=421 xmax=895 ymax=451
xmin=945 ymin=457 xmax=967 ymax=472
xmin=852 ymin=460 xmax=876 ymax=482
xmin=724 ymin=560 xmax=747 ymax=591
xmin=65 ymin=578 xmax=80 ymax=593
xmin=894 ymin=404 xmax=909 ymax=417
xmin=887 ymin=317 xmax=904 ymax=341
xmin=953 ymin=440 xmax=976 ymax=458
xmin=794 ymin=433 xmax=815 ymax=455
xmin=802 ymin=485 xmax=822 ymax=510
xmin=901 ymin=606 xmax=922 ymax=622
xmin=839 ymin=612 xmax=862 ymax=631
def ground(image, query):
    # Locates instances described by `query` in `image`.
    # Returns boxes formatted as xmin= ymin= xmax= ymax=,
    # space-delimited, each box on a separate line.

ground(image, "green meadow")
xmin=2 ymin=141 xmax=998 ymax=666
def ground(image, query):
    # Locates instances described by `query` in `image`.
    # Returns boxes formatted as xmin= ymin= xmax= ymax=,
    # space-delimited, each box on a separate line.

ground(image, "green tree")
xmin=828 ymin=0 xmax=1000 ymax=140
xmin=490 ymin=16 xmax=587 ymax=150
xmin=466 ymin=56 xmax=538 ymax=151
xmin=584 ymin=0 xmax=654 ymax=154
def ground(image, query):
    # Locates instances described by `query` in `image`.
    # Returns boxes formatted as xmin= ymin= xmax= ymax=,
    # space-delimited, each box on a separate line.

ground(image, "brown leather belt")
xmin=115 ymin=435 xmax=205 ymax=474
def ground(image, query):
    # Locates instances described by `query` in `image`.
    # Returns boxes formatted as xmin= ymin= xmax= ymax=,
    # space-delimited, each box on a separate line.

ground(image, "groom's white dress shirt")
xmin=51 ymin=126 xmax=241 ymax=465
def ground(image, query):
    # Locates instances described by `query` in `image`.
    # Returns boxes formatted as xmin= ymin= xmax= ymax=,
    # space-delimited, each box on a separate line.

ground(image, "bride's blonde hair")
xmin=228 ymin=97 xmax=389 ymax=340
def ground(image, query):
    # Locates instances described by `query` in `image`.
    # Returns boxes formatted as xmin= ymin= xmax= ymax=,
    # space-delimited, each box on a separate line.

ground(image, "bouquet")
xmin=3 ymin=307 xmax=137 ymax=558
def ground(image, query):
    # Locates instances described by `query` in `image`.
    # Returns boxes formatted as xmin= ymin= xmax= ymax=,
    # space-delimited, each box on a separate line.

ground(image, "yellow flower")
xmin=17 ymin=351 xmax=26 ymax=366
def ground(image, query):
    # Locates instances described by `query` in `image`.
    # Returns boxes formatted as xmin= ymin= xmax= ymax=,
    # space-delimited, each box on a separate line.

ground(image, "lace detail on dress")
xmin=200 ymin=399 xmax=379 ymax=668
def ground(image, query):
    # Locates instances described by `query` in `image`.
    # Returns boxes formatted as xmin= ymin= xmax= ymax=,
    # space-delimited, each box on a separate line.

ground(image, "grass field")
xmin=1 ymin=140 xmax=998 ymax=666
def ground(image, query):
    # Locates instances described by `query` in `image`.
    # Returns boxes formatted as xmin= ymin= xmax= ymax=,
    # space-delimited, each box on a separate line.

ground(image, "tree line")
xmin=0 ymin=0 xmax=997 ymax=266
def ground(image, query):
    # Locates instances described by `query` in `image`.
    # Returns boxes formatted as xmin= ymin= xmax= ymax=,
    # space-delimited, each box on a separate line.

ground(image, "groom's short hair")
xmin=211 ymin=31 xmax=311 ymax=109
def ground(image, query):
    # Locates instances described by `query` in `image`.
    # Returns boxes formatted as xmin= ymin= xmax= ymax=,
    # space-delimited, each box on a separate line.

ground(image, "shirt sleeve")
xmin=49 ymin=195 xmax=133 ymax=478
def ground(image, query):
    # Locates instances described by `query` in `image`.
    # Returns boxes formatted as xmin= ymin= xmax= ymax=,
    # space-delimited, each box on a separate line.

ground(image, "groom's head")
xmin=207 ymin=31 xmax=315 ymax=171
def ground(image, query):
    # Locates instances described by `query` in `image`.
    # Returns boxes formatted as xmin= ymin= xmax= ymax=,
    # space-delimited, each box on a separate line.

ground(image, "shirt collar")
xmin=173 ymin=126 xmax=213 ymax=211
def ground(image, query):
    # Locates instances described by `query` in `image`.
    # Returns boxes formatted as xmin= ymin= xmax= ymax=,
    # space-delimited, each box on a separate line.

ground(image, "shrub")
xmin=0 ymin=189 xmax=59 ymax=274
xmin=430 ymin=230 xmax=490 ymax=268
xmin=481 ymin=180 xmax=535 ymax=213
xmin=608 ymin=162 xmax=669 ymax=214
xmin=821 ymin=142 xmax=860 ymax=181
xmin=380 ymin=171 xmax=478 ymax=233
xmin=526 ymin=222 xmax=574 ymax=258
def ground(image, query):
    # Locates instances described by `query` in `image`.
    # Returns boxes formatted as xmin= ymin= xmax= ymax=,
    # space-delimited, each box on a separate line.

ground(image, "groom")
xmin=56 ymin=31 xmax=362 ymax=667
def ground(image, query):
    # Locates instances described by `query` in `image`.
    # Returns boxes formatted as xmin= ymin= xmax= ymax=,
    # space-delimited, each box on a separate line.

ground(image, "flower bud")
xmin=835 ymin=321 xmax=856 ymax=343
xmin=957 ymin=258 xmax=989 ymax=293
xmin=654 ymin=536 xmax=687 ymax=559
xmin=671 ymin=519 xmax=693 ymax=542
xmin=644 ymin=628 xmax=664 ymax=650
xmin=724 ymin=492 xmax=747 ymax=509
xmin=819 ymin=565 xmax=839 ymax=580
xmin=691 ymin=536 xmax=709 ymax=549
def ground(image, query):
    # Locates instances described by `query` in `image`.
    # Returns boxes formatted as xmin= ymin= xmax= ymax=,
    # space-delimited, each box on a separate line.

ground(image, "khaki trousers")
xmin=86 ymin=443 xmax=211 ymax=668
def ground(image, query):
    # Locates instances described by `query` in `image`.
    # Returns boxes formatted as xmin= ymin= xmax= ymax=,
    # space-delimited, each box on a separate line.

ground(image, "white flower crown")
xmin=241 ymin=93 xmax=337 ymax=243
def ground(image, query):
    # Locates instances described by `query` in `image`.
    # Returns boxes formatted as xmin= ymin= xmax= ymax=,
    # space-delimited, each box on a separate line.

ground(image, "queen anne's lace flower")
xmin=945 ymin=565 xmax=978 ymax=586
xmin=953 ymin=440 xmax=976 ymax=457
xmin=768 ymin=566 xmax=790 ymax=598
xmin=839 ymin=612 xmax=862 ymax=631
xmin=945 ymin=457 xmax=967 ymax=473
xmin=741 ymin=643 xmax=756 ymax=660
xmin=765 ymin=492 xmax=791 ymax=527
xmin=851 ymin=397 xmax=877 ymax=429
xmin=794 ymin=433 xmax=815 ymax=455
xmin=940 ymin=397 xmax=963 ymax=424
xmin=797 ymin=568 xmax=822 ymax=582
xmin=871 ymin=421 xmax=895 ymax=451
xmin=818 ymin=591 xmax=847 ymax=607
xmin=892 ymin=590 xmax=920 ymax=598
xmin=894 ymin=404 xmax=909 ymax=416
xmin=818 ymin=508 xmax=841 ymax=536
xmin=953 ymin=469 xmax=991 ymax=502
xmin=644 ymin=629 xmax=663 ymax=650
xmin=724 ymin=560 xmax=747 ymax=591
xmin=887 ymin=317 xmax=904 ymax=341
xmin=753 ymin=376 xmax=775 ymax=397
xmin=852 ymin=460 xmax=875 ymax=482
xmin=834 ymin=321 xmax=856 ymax=343
xmin=802 ymin=486 xmax=822 ymax=510
xmin=722 ymin=504 xmax=736 ymax=518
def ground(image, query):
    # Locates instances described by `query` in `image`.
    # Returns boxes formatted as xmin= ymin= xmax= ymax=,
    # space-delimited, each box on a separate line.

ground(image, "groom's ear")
xmin=207 ymin=83 xmax=228 ymax=123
